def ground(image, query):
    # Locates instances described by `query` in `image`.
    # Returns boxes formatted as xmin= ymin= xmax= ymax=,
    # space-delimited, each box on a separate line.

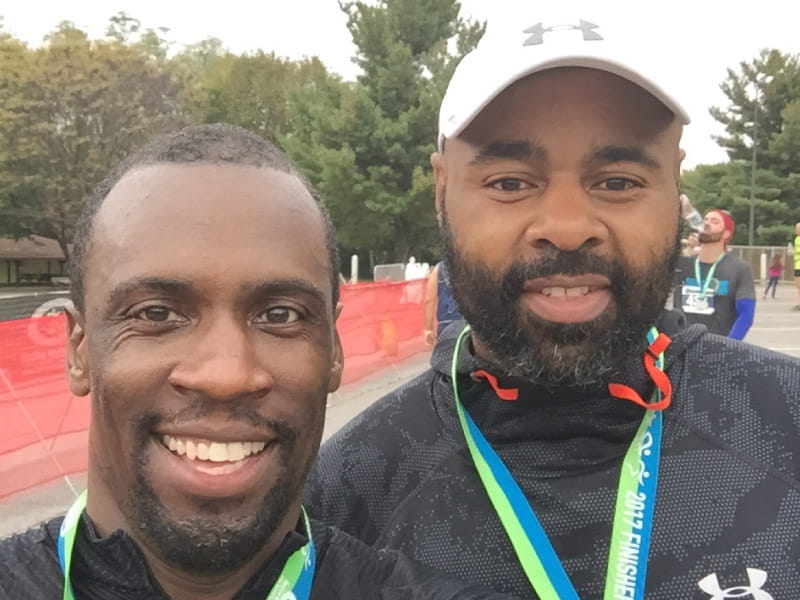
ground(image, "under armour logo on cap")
xmin=698 ymin=568 xmax=774 ymax=600
xmin=522 ymin=19 xmax=603 ymax=46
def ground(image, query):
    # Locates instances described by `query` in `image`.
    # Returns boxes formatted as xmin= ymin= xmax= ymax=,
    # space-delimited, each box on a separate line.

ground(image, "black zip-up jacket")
xmin=0 ymin=514 xmax=517 ymax=599
xmin=305 ymin=312 xmax=800 ymax=598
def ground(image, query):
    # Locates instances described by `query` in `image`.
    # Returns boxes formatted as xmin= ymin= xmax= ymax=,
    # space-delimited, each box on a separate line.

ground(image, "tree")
xmin=769 ymin=100 xmax=800 ymax=176
xmin=0 ymin=19 xmax=189 ymax=266
xmin=710 ymin=49 xmax=800 ymax=166
xmin=183 ymin=47 xmax=333 ymax=143
xmin=705 ymin=49 xmax=800 ymax=245
xmin=681 ymin=162 xmax=795 ymax=245
xmin=283 ymin=0 xmax=484 ymax=266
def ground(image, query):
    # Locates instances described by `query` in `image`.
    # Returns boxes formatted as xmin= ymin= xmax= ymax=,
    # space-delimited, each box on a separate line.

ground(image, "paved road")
xmin=744 ymin=282 xmax=800 ymax=357
xmin=1 ymin=282 xmax=799 ymax=538
xmin=0 ymin=287 xmax=71 ymax=321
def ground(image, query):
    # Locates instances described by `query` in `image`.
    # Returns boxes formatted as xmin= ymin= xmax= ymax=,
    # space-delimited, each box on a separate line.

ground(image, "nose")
xmin=522 ymin=178 xmax=608 ymax=252
xmin=168 ymin=315 xmax=273 ymax=402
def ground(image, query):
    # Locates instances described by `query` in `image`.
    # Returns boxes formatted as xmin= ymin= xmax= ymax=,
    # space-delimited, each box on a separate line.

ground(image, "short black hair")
xmin=70 ymin=123 xmax=340 ymax=312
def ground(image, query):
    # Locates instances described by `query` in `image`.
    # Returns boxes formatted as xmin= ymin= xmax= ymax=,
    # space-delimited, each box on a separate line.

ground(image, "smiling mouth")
xmin=160 ymin=435 xmax=270 ymax=463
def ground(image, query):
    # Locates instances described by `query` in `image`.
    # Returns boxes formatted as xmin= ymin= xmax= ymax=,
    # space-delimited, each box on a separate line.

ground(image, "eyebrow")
xmin=106 ymin=277 xmax=328 ymax=309
xmin=587 ymin=145 xmax=661 ymax=169
xmin=470 ymin=140 xmax=547 ymax=165
xmin=107 ymin=277 xmax=193 ymax=308
xmin=244 ymin=279 xmax=328 ymax=307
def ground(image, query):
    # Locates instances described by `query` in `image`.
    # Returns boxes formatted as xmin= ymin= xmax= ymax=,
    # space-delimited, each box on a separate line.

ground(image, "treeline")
xmin=0 ymin=3 xmax=482 ymax=271
xmin=684 ymin=49 xmax=800 ymax=245
xmin=1 ymin=6 xmax=798 ymax=273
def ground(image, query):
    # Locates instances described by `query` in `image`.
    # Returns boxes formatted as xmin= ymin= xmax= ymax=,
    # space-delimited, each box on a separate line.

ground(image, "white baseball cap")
xmin=437 ymin=18 xmax=690 ymax=151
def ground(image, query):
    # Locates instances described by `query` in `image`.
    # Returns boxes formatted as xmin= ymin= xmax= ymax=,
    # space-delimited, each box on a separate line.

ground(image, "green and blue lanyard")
xmin=57 ymin=491 xmax=316 ymax=600
xmin=693 ymin=254 xmax=725 ymax=301
xmin=452 ymin=325 xmax=671 ymax=600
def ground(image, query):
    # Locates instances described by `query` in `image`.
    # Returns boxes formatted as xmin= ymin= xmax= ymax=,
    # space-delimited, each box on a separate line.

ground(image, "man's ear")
xmin=675 ymin=147 xmax=686 ymax=181
xmin=65 ymin=302 xmax=90 ymax=397
xmin=328 ymin=303 xmax=344 ymax=393
xmin=430 ymin=151 xmax=446 ymax=219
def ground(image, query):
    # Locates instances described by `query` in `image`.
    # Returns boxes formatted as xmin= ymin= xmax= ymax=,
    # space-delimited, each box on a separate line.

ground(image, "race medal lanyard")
xmin=693 ymin=255 xmax=724 ymax=300
xmin=451 ymin=326 xmax=667 ymax=600
xmin=57 ymin=491 xmax=316 ymax=600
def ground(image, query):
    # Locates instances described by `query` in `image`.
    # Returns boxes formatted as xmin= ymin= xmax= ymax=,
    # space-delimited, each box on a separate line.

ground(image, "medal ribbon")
xmin=693 ymin=255 xmax=725 ymax=300
xmin=451 ymin=325 xmax=668 ymax=600
xmin=57 ymin=491 xmax=316 ymax=600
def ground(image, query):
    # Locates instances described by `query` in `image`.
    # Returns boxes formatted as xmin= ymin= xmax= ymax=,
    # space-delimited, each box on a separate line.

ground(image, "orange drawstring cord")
xmin=608 ymin=333 xmax=672 ymax=411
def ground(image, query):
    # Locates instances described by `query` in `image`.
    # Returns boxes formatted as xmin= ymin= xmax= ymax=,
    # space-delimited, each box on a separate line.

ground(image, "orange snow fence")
xmin=0 ymin=279 xmax=428 ymax=498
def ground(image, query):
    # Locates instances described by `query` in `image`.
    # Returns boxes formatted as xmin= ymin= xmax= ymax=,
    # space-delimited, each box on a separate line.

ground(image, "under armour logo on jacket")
xmin=698 ymin=568 xmax=774 ymax=600
xmin=522 ymin=20 xmax=603 ymax=46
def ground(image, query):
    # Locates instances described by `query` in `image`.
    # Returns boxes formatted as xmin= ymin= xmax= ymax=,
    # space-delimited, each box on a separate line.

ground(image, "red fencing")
xmin=0 ymin=279 xmax=427 ymax=498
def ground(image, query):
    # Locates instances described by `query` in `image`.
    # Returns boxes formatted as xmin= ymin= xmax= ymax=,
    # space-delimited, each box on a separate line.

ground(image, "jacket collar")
xmin=431 ymin=309 xmax=704 ymax=410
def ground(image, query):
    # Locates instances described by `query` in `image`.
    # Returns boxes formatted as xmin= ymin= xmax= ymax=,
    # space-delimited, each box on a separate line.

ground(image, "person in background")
xmin=423 ymin=261 xmax=462 ymax=345
xmin=793 ymin=222 xmax=800 ymax=310
xmin=764 ymin=254 xmax=783 ymax=299
xmin=676 ymin=209 xmax=756 ymax=339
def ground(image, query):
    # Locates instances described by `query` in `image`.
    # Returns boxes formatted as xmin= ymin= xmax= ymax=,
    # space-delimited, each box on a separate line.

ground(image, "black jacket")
xmin=0 ymin=513 xmax=516 ymax=599
xmin=306 ymin=312 xmax=800 ymax=598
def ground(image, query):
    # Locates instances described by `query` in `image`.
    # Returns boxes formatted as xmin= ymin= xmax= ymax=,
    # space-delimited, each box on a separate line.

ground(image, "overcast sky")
xmin=3 ymin=0 xmax=799 ymax=170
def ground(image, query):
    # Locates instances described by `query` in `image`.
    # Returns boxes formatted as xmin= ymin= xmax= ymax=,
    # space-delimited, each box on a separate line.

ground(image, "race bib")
xmin=681 ymin=284 xmax=716 ymax=315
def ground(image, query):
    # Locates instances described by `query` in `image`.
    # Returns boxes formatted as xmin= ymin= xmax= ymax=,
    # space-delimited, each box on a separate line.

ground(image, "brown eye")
xmin=261 ymin=307 xmax=300 ymax=324
xmin=491 ymin=178 xmax=525 ymax=191
xmin=140 ymin=306 xmax=175 ymax=322
xmin=603 ymin=178 xmax=638 ymax=191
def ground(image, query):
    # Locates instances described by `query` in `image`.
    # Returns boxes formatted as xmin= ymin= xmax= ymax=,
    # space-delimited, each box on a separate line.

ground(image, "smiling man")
xmin=0 ymin=125 xmax=514 ymax=600
xmin=306 ymin=19 xmax=800 ymax=599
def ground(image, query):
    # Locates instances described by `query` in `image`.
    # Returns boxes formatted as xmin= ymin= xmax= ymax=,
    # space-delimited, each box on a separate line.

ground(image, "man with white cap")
xmin=306 ymin=18 xmax=800 ymax=598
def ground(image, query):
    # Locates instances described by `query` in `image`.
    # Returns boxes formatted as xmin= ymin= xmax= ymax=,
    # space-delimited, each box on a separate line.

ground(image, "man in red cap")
xmin=676 ymin=208 xmax=756 ymax=338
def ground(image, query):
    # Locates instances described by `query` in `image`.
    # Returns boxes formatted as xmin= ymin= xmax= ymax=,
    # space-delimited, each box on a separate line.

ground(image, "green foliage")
xmin=181 ymin=44 xmax=332 ymax=143
xmin=710 ymin=49 xmax=800 ymax=164
xmin=769 ymin=100 xmax=800 ymax=175
xmin=698 ymin=48 xmax=800 ymax=246
xmin=0 ymin=16 xmax=189 ymax=264
xmin=681 ymin=162 xmax=797 ymax=246
xmin=283 ymin=0 xmax=484 ymax=264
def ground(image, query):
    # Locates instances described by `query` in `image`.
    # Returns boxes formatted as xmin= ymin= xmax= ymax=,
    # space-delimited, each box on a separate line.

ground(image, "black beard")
xmin=126 ymin=409 xmax=304 ymax=577
xmin=440 ymin=204 xmax=679 ymax=388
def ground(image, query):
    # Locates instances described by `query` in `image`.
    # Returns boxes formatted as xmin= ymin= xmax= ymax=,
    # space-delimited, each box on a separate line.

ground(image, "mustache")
xmin=134 ymin=403 xmax=298 ymax=445
xmin=499 ymin=249 xmax=625 ymax=301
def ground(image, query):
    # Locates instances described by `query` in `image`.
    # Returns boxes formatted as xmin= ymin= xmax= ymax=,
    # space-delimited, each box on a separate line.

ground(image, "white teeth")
xmin=186 ymin=440 xmax=197 ymax=460
xmin=566 ymin=286 xmax=590 ymax=297
xmin=541 ymin=286 xmax=591 ymax=297
xmin=196 ymin=442 xmax=210 ymax=460
xmin=161 ymin=435 xmax=267 ymax=463
xmin=208 ymin=442 xmax=228 ymax=462
xmin=541 ymin=287 xmax=566 ymax=296
xmin=226 ymin=443 xmax=245 ymax=462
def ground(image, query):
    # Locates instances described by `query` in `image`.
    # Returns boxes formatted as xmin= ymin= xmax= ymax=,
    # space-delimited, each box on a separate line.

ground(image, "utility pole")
xmin=749 ymin=95 xmax=758 ymax=247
